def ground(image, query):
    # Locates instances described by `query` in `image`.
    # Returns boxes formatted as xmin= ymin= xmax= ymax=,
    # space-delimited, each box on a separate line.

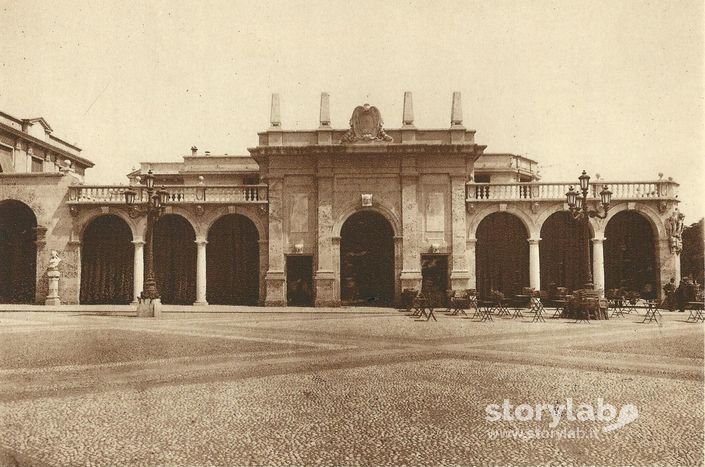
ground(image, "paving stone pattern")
xmin=0 ymin=310 xmax=702 ymax=466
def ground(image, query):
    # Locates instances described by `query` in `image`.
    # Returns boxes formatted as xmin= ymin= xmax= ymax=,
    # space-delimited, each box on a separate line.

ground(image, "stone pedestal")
xmin=45 ymin=270 xmax=61 ymax=305
xmin=136 ymin=297 xmax=162 ymax=318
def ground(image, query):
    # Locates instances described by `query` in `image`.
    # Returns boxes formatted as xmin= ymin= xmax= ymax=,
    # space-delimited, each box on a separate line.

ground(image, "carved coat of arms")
xmin=340 ymin=104 xmax=393 ymax=143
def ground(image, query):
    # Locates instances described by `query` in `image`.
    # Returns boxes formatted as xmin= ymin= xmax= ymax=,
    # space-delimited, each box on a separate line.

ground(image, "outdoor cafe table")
xmin=551 ymin=299 xmax=569 ymax=318
xmin=477 ymin=300 xmax=494 ymax=322
xmin=531 ymin=301 xmax=546 ymax=322
xmin=512 ymin=295 xmax=530 ymax=319
xmin=686 ymin=301 xmax=705 ymax=323
xmin=494 ymin=299 xmax=511 ymax=318
xmin=641 ymin=301 xmax=660 ymax=324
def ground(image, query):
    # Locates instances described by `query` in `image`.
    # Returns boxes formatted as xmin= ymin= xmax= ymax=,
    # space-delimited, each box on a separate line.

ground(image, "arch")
xmin=604 ymin=210 xmax=658 ymax=298
xmin=207 ymin=213 xmax=260 ymax=305
xmin=0 ymin=200 xmax=37 ymax=303
xmin=77 ymin=208 xmax=138 ymax=241
xmin=475 ymin=212 xmax=529 ymax=298
xmin=601 ymin=202 xmax=663 ymax=239
xmin=203 ymin=208 xmax=266 ymax=244
xmin=80 ymin=214 xmax=134 ymax=304
xmin=333 ymin=202 xmax=401 ymax=238
xmin=540 ymin=211 xmax=592 ymax=292
xmin=340 ymin=210 xmax=395 ymax=306
xmin=535 ymin=204 xmax=596 ymax=238
xmin=153 ymin=214 xmax=197 ymax=304
xmin=468 ymin=205 xmax=537 ymax=241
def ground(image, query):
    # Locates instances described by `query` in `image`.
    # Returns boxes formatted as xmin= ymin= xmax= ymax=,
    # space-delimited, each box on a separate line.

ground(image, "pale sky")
xmin=1 ymin=0 xmax=703 ymax=219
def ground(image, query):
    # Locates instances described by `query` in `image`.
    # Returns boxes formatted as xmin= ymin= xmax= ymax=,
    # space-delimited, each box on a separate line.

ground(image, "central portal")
xmin=340 ymin=210 xmax=394 ymax=306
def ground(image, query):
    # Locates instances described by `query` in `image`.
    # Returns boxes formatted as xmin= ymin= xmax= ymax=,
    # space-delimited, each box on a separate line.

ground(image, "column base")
xmin=264 ymin=271 xmax=286 ymax=307
xmin=45 ymin=297 xmax=61 ymax=306
xmin=193 ymin=301 xmax=208 ymax=306
xmin=136 ymin=298 xmax=162 ymax=318
xmin=314 ymin=271 xmax=337 ymax=307
xmin=450 ymin=270 xmax=470 ymax=290
xmin=400 ymin=270 xmax=422 ymax=291
xmin=315 ymin=299 xmax=341 ymax=307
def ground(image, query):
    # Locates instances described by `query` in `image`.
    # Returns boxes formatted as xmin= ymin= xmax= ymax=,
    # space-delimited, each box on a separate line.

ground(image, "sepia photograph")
xmin=0 ymin=0 xmax=703 ymax=465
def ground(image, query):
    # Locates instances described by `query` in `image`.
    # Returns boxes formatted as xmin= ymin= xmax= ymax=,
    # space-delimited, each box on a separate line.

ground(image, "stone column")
xmin=450 ymin=176 xmax=470 ymax=290
xmin=131 ymin=237 xmax=145 ymax=304
xmin=466 ymin=237 xmax=477 ymax=290
xmin=194 ymin=236 xmax=208 ymax=305
xmin=400 ymin=173 xmax=422 ymax=290
xmin=265 ymin=177 xmax=286 ymax=306
xmin=591 ymin=237 xmax=606 ymax=295
xmin=315 ymin=157 xmax=337 ymax=306
xmin=528 ymin=237 xmax=541 ymax=291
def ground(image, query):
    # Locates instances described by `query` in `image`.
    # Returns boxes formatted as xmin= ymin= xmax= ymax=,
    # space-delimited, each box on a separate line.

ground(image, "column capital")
xmin=527 ymin=237 xmax=541 ymax=245
xmin=195 ymin=236 xmax=208 ymax=245
xmin=466 ymin=237 xmax=477 ymax=244
xmin=132 ymin=237 xmax=145 ymax=245
xmin=591 ymin=237 xmax=606 ymax=243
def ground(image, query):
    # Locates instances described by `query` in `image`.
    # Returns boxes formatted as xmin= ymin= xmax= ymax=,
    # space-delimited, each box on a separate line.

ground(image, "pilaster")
xmin=449 ymin=175 xmax=470 ymax=290
xmin=315 ymin=155 xmax=338 ymax=306
xmin=265 ymin=176 xmax=286 ymax=306
xmin=400 ymin=160 xmax=422 ymax=291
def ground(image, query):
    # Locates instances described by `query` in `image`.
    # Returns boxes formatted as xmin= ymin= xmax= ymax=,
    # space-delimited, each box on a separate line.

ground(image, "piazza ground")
xmin=0 ymin=309 xmax=703 ymax=466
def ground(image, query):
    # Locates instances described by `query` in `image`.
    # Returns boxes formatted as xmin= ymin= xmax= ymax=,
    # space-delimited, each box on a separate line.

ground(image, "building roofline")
xmin=0 ymin=120 xmax=94 ymax=168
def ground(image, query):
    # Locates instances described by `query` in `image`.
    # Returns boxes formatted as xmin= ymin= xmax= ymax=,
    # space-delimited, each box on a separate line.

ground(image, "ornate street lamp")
xmin=123 ymin=170 xmax=170 ymax=316
xmin=566 ymin=171 xmax=612 ymax=221
xmin=565 ymin=170 xmax=612 ymax=287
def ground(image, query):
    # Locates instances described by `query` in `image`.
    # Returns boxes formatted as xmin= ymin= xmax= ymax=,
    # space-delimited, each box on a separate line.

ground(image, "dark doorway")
xmin=0 ymin=200 xmax=37 ymax=303
xmin=421 ymin=254 xmax=449 ymax=307
xmin=605 ymin=211 xmax=657 ymax=298
xmin=476 ymin=212 xmax=529 ymax=299
xmin=340 ymin=210 xmax=394 ymax=306
xmin=207 ymin=214 xmax=259 ymax=305
xmin=154 ymin=215 xmax=196 ymax=304
xmin=287 ymin=255 xmax=313 ymax=306
xmin=80 ymin=215 xmax=134 ymax=304
xmin=540 ymin=211 xmax=592 ymax=292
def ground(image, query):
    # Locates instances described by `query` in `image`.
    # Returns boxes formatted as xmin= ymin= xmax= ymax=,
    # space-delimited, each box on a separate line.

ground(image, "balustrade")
xmin=68 ymin=184 xmax=268 ymax=204
xmin=466 ymin=181 xmax=677 ymax=201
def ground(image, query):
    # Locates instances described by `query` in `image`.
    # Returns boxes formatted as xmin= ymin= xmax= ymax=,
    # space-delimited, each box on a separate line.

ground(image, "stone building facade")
xmin=0 ymin=94 xmax=684 ymax=307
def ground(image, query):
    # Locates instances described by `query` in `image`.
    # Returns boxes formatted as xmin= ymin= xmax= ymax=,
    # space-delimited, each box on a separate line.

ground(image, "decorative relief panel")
xmin=425 ymin=192 xmax=445 ymax=233
xmin=290 ymin=193 xmax=309 ymax=233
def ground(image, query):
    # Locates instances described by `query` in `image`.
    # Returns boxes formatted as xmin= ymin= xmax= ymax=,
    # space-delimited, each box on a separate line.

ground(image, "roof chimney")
xmin=270 ymin=93 xmax=281 ymax=128
xmin=451 ymin=92 xmax=463 ymax=127
xmin=402 ymin=91 xmax=414 ymax=127
xmin=191 ymin=146 xmax=198 ymax=156
xmin=319 ymin=92 xmax=331 ymax=128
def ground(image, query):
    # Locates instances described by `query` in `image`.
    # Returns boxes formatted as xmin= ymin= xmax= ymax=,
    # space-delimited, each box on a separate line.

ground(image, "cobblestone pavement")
xmin=0 ymin=309 xmax=702 ymax=466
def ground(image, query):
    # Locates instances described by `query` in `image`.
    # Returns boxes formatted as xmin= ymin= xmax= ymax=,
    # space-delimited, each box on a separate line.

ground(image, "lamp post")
xmin=565 ymin=170 xmax=612 ymax=287
xmin=123 ymin=170 xmax=170 ymax=316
